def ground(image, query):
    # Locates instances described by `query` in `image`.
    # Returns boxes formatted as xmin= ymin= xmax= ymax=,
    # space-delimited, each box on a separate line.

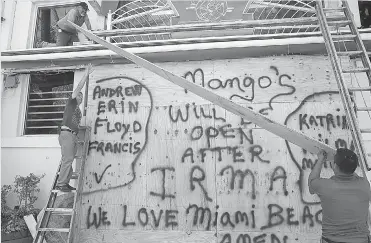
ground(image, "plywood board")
xmin=76 ymin=56 xmax=358 ymax=243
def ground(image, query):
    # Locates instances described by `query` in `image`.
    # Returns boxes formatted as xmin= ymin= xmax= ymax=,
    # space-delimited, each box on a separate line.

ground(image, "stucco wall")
xmin=1 ymin=70 xmax=85 ymax=209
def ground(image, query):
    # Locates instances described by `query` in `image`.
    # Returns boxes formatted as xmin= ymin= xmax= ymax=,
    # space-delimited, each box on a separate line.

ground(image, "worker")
xmin=55 ymin=64 xmax=93 ymax=192
xmin=308 ymin=148 xmax=371 ymax=243
xmin=56 ymin=2 xmax=92 ymax=46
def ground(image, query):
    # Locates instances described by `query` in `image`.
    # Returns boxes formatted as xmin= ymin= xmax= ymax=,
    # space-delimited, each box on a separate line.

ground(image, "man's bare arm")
xmin=308 ymin=150 xmax=327 ymax=194
xmin=71 ymin=64 xmax=93 ymax=99
xmin=85 ymin=15 xmax=92 ymax=30
xmin=66 ymin=9 xmax=78 ymax=33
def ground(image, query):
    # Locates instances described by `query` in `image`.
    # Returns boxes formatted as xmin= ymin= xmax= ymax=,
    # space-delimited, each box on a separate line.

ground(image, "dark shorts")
xmin=322 ymin=236 xmax=371 ymax=243
xmin=56 ymin=29 xmax=79 ymax=46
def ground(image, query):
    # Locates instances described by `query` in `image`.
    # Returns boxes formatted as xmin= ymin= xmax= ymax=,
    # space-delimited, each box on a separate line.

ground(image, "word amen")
xmin=220 ymin=233 xmax=288 ymax=243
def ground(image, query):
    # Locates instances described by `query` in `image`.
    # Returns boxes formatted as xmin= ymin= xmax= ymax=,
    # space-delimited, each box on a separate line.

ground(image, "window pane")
xmin=24 ymin=72 xmax=74 ymax=135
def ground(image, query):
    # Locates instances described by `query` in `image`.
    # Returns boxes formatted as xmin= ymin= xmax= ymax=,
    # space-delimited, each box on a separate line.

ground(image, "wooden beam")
xmin=72 ymin=21 xmax=337 ymax=159
xmin=1 ymin=31 xmax=324 ymax=57
xmin=94 ymin=17 xmax=321 ymax=37
xmin=2 ymin=29 xmax=370 ymax=57
xmin=87 ymin=0 xmax=102 ymax=15
xmin=2 ymin=65 xmax=85 ymax=74
xmin=92 ymin=16 xmax=346 ymax=38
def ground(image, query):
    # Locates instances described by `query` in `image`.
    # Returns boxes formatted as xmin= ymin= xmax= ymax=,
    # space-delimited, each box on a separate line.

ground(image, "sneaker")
xmin=55 ymin=184 xmax=71 ymax=192
xmin=66 ymin=184 xmax=76 ymax=191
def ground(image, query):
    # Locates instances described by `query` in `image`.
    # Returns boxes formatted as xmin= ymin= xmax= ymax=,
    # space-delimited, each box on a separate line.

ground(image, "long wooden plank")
xmin=71 ymin=21 xmax=337 ymax=159
xmin=93 ymin=16 xmax=345 ymax=37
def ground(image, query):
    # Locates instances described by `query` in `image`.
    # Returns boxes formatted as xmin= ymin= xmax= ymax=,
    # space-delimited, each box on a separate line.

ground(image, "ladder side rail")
xmin=33 ymin=164 xmax=62 ymax=243
xmin=342 ymin=0 xmax=371 ymax=86
xmin=68 ymin=127 xmax=91 ymax=243
xmin=316 ymin=1 xmax=369 ymax=176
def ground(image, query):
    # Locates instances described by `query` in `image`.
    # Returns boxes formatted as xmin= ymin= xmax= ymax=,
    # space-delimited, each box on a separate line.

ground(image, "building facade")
xmin=1 ymin=0 xmax=371 ymax=242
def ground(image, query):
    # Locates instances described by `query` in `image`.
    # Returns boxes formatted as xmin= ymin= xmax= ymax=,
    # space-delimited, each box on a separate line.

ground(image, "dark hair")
xmin=78 ymin=2 xmax=89 ymax=11
xmin=335 ymin=148 xmax=358 ymax=174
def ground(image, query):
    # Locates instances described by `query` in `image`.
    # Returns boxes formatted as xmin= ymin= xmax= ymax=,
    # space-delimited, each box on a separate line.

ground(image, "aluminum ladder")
xmin=33 ymin=126 xmax=91 ymax=243
xmin=315 ymin=0 xmax=371 ymax=177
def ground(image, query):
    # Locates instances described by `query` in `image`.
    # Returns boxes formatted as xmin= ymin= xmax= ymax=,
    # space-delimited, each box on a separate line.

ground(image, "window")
xmin=33 ymin=5 xmax=75 ymax=48
xmin=24 ymin=71 xmax=74 ymax=135
xmin=359 ymin=1 xmax=371 ymax=29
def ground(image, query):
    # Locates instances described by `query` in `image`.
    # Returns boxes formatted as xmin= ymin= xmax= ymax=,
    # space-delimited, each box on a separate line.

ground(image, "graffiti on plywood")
xmin=80 ymin=57 xmax=348 ymax=242
xmin=285 ymin=91 xmax=353 ymax=205
xmin=85 ymin=76 xmax=153 ymax=193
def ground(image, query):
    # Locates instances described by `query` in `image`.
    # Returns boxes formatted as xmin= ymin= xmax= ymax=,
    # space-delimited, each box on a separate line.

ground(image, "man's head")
xmin=332 ymin=148 xmax=358 ymax=175
xmin=76 ymin=92 xmax=83 ymax=105
xmin=77 ymin=2 xmax=89 ymax=16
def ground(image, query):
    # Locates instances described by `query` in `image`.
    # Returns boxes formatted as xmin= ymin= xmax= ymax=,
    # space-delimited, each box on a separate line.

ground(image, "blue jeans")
xmin=57 ymin=131 xmax=77 ymax=186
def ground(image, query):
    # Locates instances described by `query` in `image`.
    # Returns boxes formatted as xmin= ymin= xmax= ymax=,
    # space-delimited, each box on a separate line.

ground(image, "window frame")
xmin=19 ymin=69 xmax=76 ymax=137
xmin=28 ymin=0 xmax=80 ymax=49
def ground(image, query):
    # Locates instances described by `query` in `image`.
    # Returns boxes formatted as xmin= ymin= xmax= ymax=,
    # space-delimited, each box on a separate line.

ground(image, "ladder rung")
xmin=348 ymin=87 xmax=371 ymax=92
xmin=356 ymin=107 xmax=371 ymax=112
xmin=45 ymin=208 xmax=74 ymax=215
xmin=57 ymin=171 xmax=79 ymax=177
xmin=38 ymin=228 xmax=70 ymax=232
xmin=337 ymin=51 xmax=363 ymax=57
xmin=51 ymin=189 xmax=76 ymax=193
xmin=361 ymin=129 xmax=371 ymax=133
xmin=327 ymin=20 xmax=351 ymax=26
xmin=71 ymin=172 xmax=79 ymax=179
xmin=331 ymin=34 xmax=356 ymax=41
xmin=323 ymin=7 xmax=345 ymax=12
xmin=342 ymin=67 xmax=370 ymax=73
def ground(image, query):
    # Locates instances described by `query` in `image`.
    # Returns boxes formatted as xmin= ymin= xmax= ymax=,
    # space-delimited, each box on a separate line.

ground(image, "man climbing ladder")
xmin=56 ymin=64 xmax=93 ymax=192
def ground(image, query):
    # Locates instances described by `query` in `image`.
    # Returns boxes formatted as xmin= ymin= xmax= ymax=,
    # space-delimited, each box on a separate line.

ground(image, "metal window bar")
xmin=25 ymin=73 xmax=73 ymax=135
xmin=103 ymin=0 xmax=329 ymax=43
xmin=109 ymin=0 xmax=176 ymax=43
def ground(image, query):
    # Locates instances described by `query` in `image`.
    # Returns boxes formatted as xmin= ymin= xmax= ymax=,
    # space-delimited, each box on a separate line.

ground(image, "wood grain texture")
xmin=74 ymin=56 xmax=360 ymax=243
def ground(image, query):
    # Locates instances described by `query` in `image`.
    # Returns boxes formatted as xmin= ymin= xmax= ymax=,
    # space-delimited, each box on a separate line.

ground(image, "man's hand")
xmin=308 ymin=150 xmax=327 ymax=194
xmin=317 ymin=150 xmax=327 ymax=162
xmin=86 ymin=63 xmax=94 ymax=75
xmin=72 ymin=63 xmax=94 ymax=99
